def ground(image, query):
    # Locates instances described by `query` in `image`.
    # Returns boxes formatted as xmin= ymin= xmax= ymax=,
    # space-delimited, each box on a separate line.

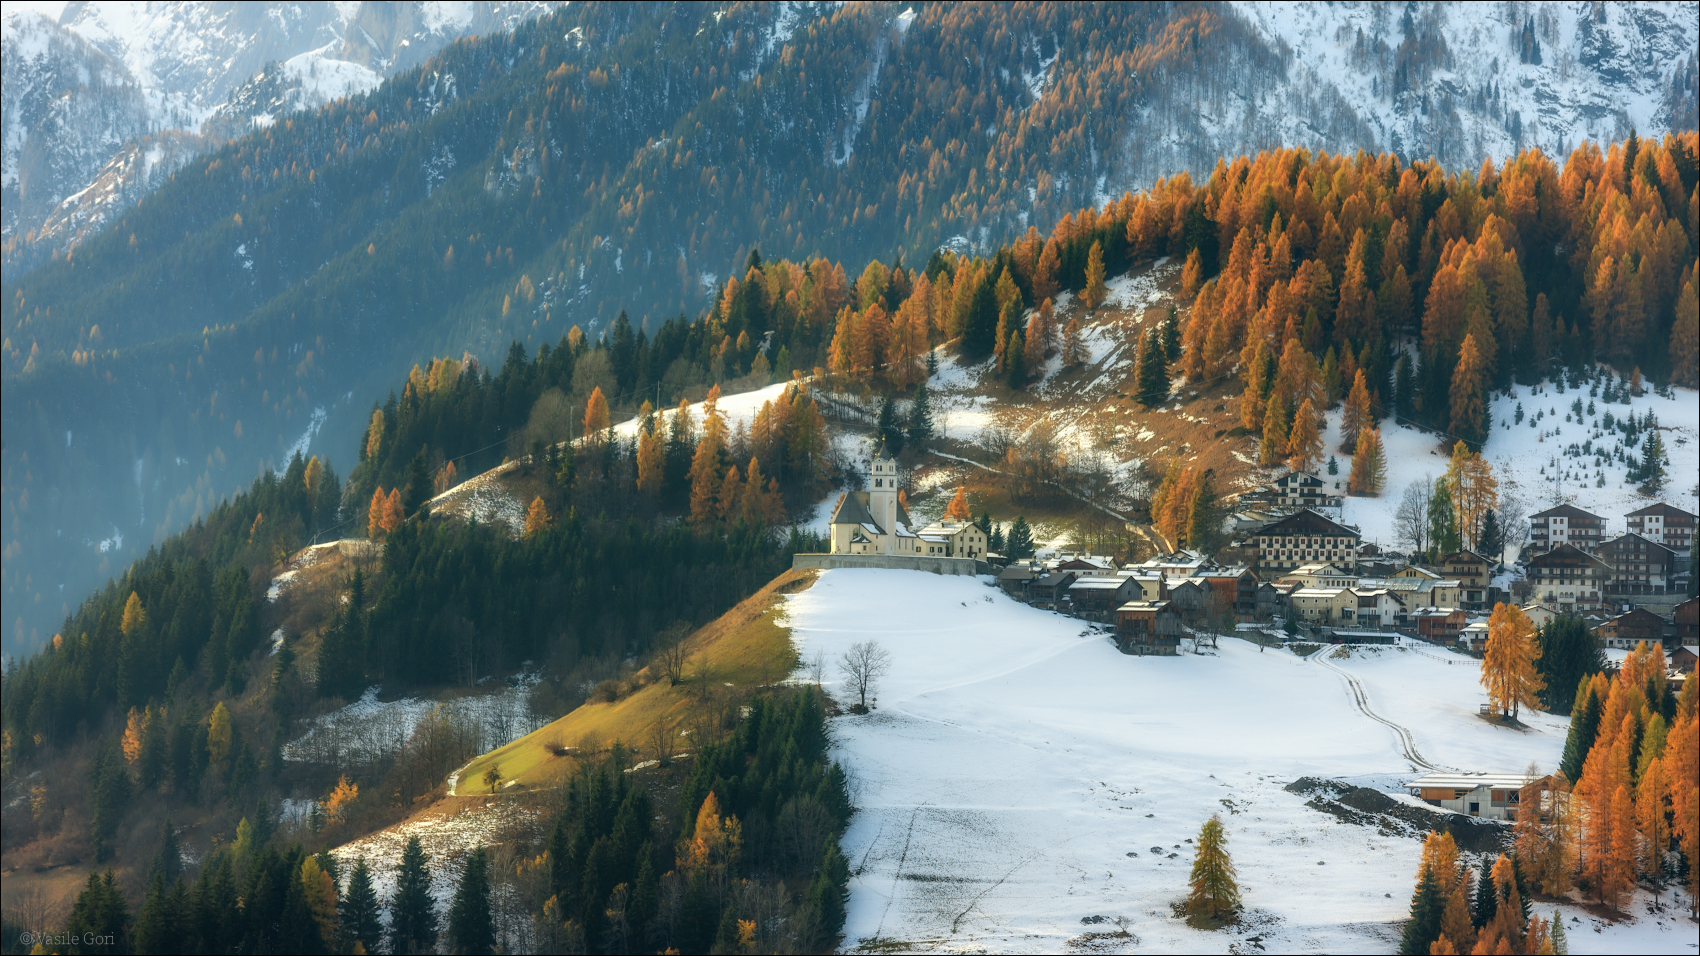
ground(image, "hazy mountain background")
xmin=3 ymin=0 xmax=1696 ymax=655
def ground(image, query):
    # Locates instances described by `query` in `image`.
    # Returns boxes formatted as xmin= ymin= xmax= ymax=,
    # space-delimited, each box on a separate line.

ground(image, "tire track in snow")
xmin=875 ymin=806 xmax=923 ymax=939
xmin=1309 ymin=649 xmax=1455 ymax=772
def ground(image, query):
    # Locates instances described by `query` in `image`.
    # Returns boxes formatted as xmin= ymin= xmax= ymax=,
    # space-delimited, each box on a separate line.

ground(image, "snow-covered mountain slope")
xmin=1 ymin=11 xmax=150 ymax=243
xmin=1228 ymin=1 xmax=1698 ymax=170
xmin=2 ymin=1 xmax=557 ymax=262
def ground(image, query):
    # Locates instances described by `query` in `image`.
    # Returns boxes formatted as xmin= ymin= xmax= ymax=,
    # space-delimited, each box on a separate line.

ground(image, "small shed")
xmin=1115 ymin=601 xmax=1183 ymax=656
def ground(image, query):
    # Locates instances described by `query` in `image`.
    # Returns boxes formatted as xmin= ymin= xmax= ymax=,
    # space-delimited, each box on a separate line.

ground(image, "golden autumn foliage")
xmin=945 ymin=486 xmax=972 ymax=521
xmin=583 ymin=386 xmax=611 ymax=440
xmin=1481 ymin=603 xmax=1543 ymax=719
xmin=323 ymin=775 xmax=359 ymax=823
xmin=525 ymin=497 xmax=552 ymax=537
xmin=122 ymin=708 xmax=145 ymax=763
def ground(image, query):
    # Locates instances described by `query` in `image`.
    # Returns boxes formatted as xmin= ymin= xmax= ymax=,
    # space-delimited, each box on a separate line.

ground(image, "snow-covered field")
xmin=1335 ymin=380 xmax=1699 ymax=555
xmin=785 ymin=568 xmax=1690 ymax=954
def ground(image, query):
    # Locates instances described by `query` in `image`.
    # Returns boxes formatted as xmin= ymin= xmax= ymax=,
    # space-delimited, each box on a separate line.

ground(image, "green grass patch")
xmin=455 ymin=569 xmax=813 ymax=793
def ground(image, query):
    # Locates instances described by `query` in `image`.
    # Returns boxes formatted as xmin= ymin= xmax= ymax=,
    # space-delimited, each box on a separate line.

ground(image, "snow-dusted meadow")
xmin=1329 ymin=380 xmax=1699 ymax=555
xmin=785 ymin=568 xmax=1691 ymax=954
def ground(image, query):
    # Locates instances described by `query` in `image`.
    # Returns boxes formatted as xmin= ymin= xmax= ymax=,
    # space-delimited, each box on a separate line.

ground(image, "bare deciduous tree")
xmin=655 ymin=621 xmax=692 ymax=685
xmin=1394 ymin=476 xmax=1432 ymax=556
xmin=838 ymin=640 xmax=891 ymax=712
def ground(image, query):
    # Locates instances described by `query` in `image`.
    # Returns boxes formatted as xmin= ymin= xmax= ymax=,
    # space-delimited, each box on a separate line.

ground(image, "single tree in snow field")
xmin=838 ymin=640 xmax=891 ymax=713
xmin=1186 ymin=814 xmax=1240 ymax=926
xmin=1481 ymin=603 xmax=1543 ymax=720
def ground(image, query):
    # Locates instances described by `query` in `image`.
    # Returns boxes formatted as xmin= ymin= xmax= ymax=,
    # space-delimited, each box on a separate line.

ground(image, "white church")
xmin=829 ymin=445 xmax=988 ymax=559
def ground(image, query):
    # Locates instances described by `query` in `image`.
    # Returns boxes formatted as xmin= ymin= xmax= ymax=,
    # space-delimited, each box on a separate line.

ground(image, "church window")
xmin=875 ymin=479 xmax=882 ymax=487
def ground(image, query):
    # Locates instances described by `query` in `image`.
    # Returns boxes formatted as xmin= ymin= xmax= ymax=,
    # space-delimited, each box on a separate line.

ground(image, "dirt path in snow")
xmin=1309 ymin=649 xmax=1455 ymax=773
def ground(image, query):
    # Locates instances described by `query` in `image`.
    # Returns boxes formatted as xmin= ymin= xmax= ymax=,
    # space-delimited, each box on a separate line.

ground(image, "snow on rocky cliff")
xmin=1228 ymin=1 xmax=1698 ymax=168
xmin=2 ymin=1 xmax=558 ymax=261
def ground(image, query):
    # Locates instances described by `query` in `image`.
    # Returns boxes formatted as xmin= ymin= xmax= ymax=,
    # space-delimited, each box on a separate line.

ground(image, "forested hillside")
xmin=14 ymin=1 xmax=1694 ymax=655
xmin=1 ymin=322 xmax=847 ymax=950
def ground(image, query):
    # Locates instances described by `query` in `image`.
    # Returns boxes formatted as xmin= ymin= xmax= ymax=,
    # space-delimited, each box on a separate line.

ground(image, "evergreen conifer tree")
xmin=1136 ymin=329 xmax=1170 ymax=408
xmin=1559 ymin=677 xmax=1603 ymax=782
xmin=1004 ymin=327 xmax=1026 ymax=387
xmin=1472 ymin=859 xmax=1498 ymax=928
xmin=1641 ymin=428 xmax=1668 ymax=490
xmin=907 ymin=384 xmax=934 ymax=449
xmin=1399 ymin=863 xmax=1444 ymax=954
xmin=808 ymin=836 xmax=850 ymax=951
xmin=90 ymin=744 xmax=132 ymax=862
xmin=876 ymin=396 xmax=905 ymax=455
xmin=403 ymin=448 xmax=433 ymax=518
xmin=1160 ymin=305 xmax=1182 ymax=362
xmin=390 ymin=836 xmax=438 ymax=955
xmin=448 ymin=846 xmax=495 ymax=955
xmin=341 ymin=856 xmax=383 ymax=955
xmin=1185 ymin=814 xmax=1241 ymax=925
xmin=65 ymin=872 xmax=130 ymax=955
xmin=1006 ymin=517 xmax=1035 ymax=559
xmin=133 ymin=871 xmax=183 ymax=955
xmin=1478 ymin=509 xmax=1503 ymax=561
xmin=989 ymin=523 xmax=1006 ymax=554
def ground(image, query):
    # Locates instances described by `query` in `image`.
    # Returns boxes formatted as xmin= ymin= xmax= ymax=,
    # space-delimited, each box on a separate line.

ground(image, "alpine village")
xmin=2 ymin=3 xmax=1699 ymax=955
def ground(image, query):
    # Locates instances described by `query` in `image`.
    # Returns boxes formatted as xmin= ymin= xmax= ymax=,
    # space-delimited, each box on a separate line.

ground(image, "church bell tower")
xmin=869 ymin=444 xmax=899 ymax=553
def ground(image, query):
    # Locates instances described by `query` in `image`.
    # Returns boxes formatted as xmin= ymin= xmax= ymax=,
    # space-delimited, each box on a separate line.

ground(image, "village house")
xmin=1407 ymin=772 xmax=1547 ymax=822
xmin=1115 ymin=601 xmax=1184 ymax=655
xmin=1592 ymin=608 xmax=1669 ymax=650
xmin=996 ymin=565 xmax=1038 ymax=600
xmin=1192 ymin=568 xmax=1261 ymax=621
xmin=1249 ymin=510 xmax=1362 ymax=572
xmin=1281 ymin=562 xmax=1359 ymax=589
xmin=1358 ymin=572 xmax=1464 ymax=612
xmin=1068 ymin=575 xmax=1144 ymax=618
xmin=1129 ymin=550 xmax=1212 ymax=576
xmin=1595 ymin=533 xmax=1677 ymax=595
xmin=1411 ymin=607 xmax=1468 ymax=642
xmin=1530 ymin=504 xmax=1606 ymax=553
xmin=1624 ymin=502 xmax=1696 ymax=552
xmin=1166 ymin=578 xmax=1210 ymax=616
xmin=1677 ymin=597 xmax=1699 ymax=643
xmin=1672 ymin=645 xmax=1699 ymax=674
xmin=1351 ymin=588 xmax=1407 ymax=629
xmin=1030 ymin=571 xmax=1079 ymax=608
xmin=1526 ymin=544 xmax=1611 ymax=612
xmin=1520 ymin=604 xmax=1561 ymax=629
xmin=1438 ymin=550 xmax=1493 ymax=609
xmin=1458 ymin=620 xmax=1491 ymax=652
xmin=1256 ymin=581 xmax=1295 ymax=619
xmin=1291 ymin=587 xmax=1357 ymax=624
xmin=1114 ymin=569 xmax=1167 ymax=603
xmin=1267 ymin=470 xmax=1342 ymax=511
